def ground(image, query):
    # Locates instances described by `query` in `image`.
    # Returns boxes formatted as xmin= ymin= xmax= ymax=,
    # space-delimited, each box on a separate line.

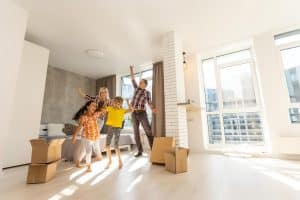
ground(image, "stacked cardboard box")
xmin=164 ymin=147 xmax=189 ymax=174
xmin=27 ymin=139 xmax=64 ymax=184
xmin=150 ymin=137 xmax=175 ymax=164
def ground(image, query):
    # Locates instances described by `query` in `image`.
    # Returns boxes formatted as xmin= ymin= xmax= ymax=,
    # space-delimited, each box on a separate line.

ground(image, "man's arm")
xmin=130 ymin=65 xmax=138 ymax=89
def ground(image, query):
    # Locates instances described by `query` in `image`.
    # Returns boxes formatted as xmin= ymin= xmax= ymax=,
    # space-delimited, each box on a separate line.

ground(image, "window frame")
xmin=199 ymin=48 xmax=265 ymax=150
xmin=275 ymin=28 xmax=300 ymax=124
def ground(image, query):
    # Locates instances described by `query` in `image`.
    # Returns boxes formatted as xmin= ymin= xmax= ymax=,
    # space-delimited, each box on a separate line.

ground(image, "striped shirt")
xmin=131 ymin=79 xmax=152 ymax=110
xmin=80 ymin=113 xmax=100 ymax=141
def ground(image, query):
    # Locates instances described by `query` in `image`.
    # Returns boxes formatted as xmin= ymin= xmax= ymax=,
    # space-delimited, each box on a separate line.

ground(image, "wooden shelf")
xmin=177 ymin=99 xmax=201 ymax=111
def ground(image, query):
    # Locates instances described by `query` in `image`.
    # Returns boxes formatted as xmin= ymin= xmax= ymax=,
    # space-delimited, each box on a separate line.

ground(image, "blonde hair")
xmin=98 ymin=87 xmax=110 ymax=100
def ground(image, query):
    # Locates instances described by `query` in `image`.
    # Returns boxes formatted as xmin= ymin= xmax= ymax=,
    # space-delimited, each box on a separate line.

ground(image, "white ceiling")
xmin=14 ymin=0 xmax=300 ymax=79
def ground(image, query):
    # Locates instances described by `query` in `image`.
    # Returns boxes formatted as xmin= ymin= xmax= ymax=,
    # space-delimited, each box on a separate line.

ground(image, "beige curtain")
xmin=152 ymin=61 xmax=165 ymax=137
xmin=96 ymin=75 xmax=116 ymax=97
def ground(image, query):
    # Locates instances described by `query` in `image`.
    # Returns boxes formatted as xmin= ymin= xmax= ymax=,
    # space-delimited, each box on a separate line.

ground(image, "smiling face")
xmin=139 ymin=79 xmax=147 ymax=89
xmin=87 ymin=102 xmax=97 ymax=114
xmin=112 ymin=97 xmax=123 ymax=109
xmin=98 ymin=87 xmax=109 ymax=100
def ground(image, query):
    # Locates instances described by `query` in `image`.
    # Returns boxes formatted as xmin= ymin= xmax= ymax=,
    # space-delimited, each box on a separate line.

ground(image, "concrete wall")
xmin=0 ymin=1 xmax=28 ymax=172
xmin=4 ymin=41 xmax=49 ymax=168
xmin=41 ymin=66 xmax=96 ymax=124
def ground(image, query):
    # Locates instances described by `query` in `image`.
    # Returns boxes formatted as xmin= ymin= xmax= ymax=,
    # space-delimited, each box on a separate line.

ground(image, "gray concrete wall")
xmin=41 ymin=66 xmax=96 ymax=124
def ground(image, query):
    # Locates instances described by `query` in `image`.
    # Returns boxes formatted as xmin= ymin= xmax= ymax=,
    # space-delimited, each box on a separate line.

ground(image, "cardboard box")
xmin=164 ymin=148 xmax=189 ymax=174
xmin=150 ymin=137 xmax=175 ymax=164
xmin=27 ymin=161 xmax=57 ymax=184
xmin=30 ymin=139 xmax=65 ymax=164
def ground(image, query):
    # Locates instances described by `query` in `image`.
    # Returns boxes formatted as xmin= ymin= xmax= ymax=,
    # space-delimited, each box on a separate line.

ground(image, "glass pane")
xmin=141 ymin=70 xmax=153 ymax=79
xmin=202 ymin=59 xmax=218 ymax=112
xmin=217 ymin=50 xmax=251 ymax=65
xmin=207 ymin=114 xmax=222 ymax=144
xmin=280 ymin=47 xmax=300 ymax=103
xmin=220 ymin=63 xmax=257 ymax=109
xmin=289 ymin=108 xmax=300 ymax=123
xmin=275 ymin=29 xmax=300 ymax=46
xmin=223 ymin=112 xmax=263 ymax=144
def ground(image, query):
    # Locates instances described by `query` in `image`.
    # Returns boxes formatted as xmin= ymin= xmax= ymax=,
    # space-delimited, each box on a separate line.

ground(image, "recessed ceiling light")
xmin=85 ymin=49 xmax=104 ymax=58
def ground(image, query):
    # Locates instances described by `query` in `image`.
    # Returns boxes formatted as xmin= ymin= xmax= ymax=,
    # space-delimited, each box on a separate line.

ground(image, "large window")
xmin=275 ymin=29 xmax=300 ymax=123
xmin=201 ymin=49 xmax=264 ymax=145
xmin=120 ymin=69 xmax=153 ymax=129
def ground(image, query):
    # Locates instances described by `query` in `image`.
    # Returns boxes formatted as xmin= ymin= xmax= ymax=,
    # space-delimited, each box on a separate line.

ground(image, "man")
xmin=130 ymin=65 xmax=156 ymax=157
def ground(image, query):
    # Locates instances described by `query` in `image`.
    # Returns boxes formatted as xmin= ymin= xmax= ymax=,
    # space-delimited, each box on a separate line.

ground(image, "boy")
xmin=105 ymin=96 xmax=132 ymax=169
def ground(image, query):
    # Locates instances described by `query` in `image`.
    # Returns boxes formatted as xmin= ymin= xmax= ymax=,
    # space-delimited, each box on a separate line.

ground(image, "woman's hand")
xmin=78 ymin=88 xmax=86 ymax=98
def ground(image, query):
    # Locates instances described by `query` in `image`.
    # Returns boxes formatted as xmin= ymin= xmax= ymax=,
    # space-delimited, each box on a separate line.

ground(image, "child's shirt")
xmin=80 ymin=112 xmax=100 ymax=141
xmin=105 ymin=106 xmax=127 ymax=128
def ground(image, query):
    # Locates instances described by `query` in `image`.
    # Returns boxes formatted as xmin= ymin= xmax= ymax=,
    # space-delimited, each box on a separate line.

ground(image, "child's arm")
xmin=95 ymin=109 xmax=107 ymax=118
xmin=125 ymin=99 xmax=133 ymax=113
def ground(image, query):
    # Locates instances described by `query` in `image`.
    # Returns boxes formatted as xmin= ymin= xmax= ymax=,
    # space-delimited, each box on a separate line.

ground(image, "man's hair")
xmin=141 ymin=79 xmax=148 ymax=86
xmin=113 ymin=96 xmax=123 ymax=104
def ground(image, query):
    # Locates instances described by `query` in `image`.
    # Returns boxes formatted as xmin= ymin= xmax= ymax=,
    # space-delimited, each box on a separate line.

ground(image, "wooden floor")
xmin=1 ymin=152 xmax=300 ymax=200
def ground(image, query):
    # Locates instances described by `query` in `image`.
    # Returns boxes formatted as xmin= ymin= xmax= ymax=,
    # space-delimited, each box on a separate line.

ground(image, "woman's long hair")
xmin=73 ymin=100 xmax=94 ymax=121
xmin=98 ymin=87 xmax=110 ymax=101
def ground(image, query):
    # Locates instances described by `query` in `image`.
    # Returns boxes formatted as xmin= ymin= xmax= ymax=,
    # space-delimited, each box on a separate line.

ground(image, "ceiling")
xmin=14 ymin=0 xmax=300 ymax=79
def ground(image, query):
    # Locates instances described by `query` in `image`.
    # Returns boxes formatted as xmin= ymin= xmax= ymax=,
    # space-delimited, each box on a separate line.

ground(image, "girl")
xmin=78 ymin=87 xmax=111 ymax=160
xmin=105 ymin=96 xmax=132 ymax=169
xmin=72 ymin=101 xmax=105 ymax=172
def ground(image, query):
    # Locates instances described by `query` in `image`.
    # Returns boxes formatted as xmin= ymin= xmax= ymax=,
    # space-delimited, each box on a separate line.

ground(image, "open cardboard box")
xmin=30 ymin=139 xmax=65 ymax=164
xmin=27 ymin=161 xmax=57 ymax=184
xmin=164 ymin=147 xmax=190 ymax=174
xmin=150 ymin=137 xmax=175 ymax=164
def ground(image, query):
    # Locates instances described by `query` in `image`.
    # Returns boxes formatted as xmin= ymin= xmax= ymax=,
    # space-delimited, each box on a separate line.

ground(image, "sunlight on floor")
xmin=126 ymin=175 xmax=143 ymax=193
xmin=128 ymin=157 xmax=148 ymax=172
xmin=60 ymin=184 xmax=79 ymax=196
xmin=247 ymin=158 xmax=300 ymax=191
xmin=48 ymin=154 xmax=131 ymax=200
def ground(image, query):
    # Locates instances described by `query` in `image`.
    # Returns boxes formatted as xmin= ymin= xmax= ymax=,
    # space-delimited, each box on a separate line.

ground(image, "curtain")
xmin=152 ymin=61 xmax=166 ymax=137
xmin=96 ymin=75 xmax=116 ymax=97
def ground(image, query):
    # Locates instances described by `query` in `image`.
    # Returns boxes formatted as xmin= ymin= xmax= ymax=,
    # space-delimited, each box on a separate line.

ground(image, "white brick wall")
xmin=163 ymin=31 xmax=188 ymax=147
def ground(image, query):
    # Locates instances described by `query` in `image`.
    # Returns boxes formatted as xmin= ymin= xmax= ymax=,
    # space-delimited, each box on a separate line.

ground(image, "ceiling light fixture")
xmin=85 ymin=49 xmax=104 ymax=58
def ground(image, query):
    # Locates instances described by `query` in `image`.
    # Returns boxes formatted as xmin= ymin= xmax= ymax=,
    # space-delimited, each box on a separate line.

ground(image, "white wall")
xmin=0 ymin=1 xmax=28 ymax=172
xmin=4 ymin=41 xmax=49 ymax=168
xmin=184 ymin=54 xmax=205 ymax=152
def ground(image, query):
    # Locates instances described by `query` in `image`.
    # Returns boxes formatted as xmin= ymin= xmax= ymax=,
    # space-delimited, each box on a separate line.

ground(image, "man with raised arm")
xmin=130 ymin=65 xmax=156 ymax=157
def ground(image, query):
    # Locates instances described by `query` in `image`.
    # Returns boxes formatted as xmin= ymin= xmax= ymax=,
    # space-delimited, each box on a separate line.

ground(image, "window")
xmin=275 ymin=29 xmax=300 ymax=123
xmin=120 ymin=69 xmax=153 ymax=129
xmin=201 ymin=49 xmax=264 ymax=145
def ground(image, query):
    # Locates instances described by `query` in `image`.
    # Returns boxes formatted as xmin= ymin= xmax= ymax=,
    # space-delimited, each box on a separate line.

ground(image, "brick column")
xmin=163 ymin=31 xmax=188 ymax=147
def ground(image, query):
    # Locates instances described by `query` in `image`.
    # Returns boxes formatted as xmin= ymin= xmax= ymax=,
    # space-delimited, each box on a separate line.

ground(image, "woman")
xmin=72 ymin=101 xmax=105 ymax=172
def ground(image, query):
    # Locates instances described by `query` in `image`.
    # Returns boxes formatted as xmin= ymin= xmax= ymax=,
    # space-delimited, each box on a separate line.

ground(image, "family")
xmin=71 ymin=66 xmax=156 ymax=172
